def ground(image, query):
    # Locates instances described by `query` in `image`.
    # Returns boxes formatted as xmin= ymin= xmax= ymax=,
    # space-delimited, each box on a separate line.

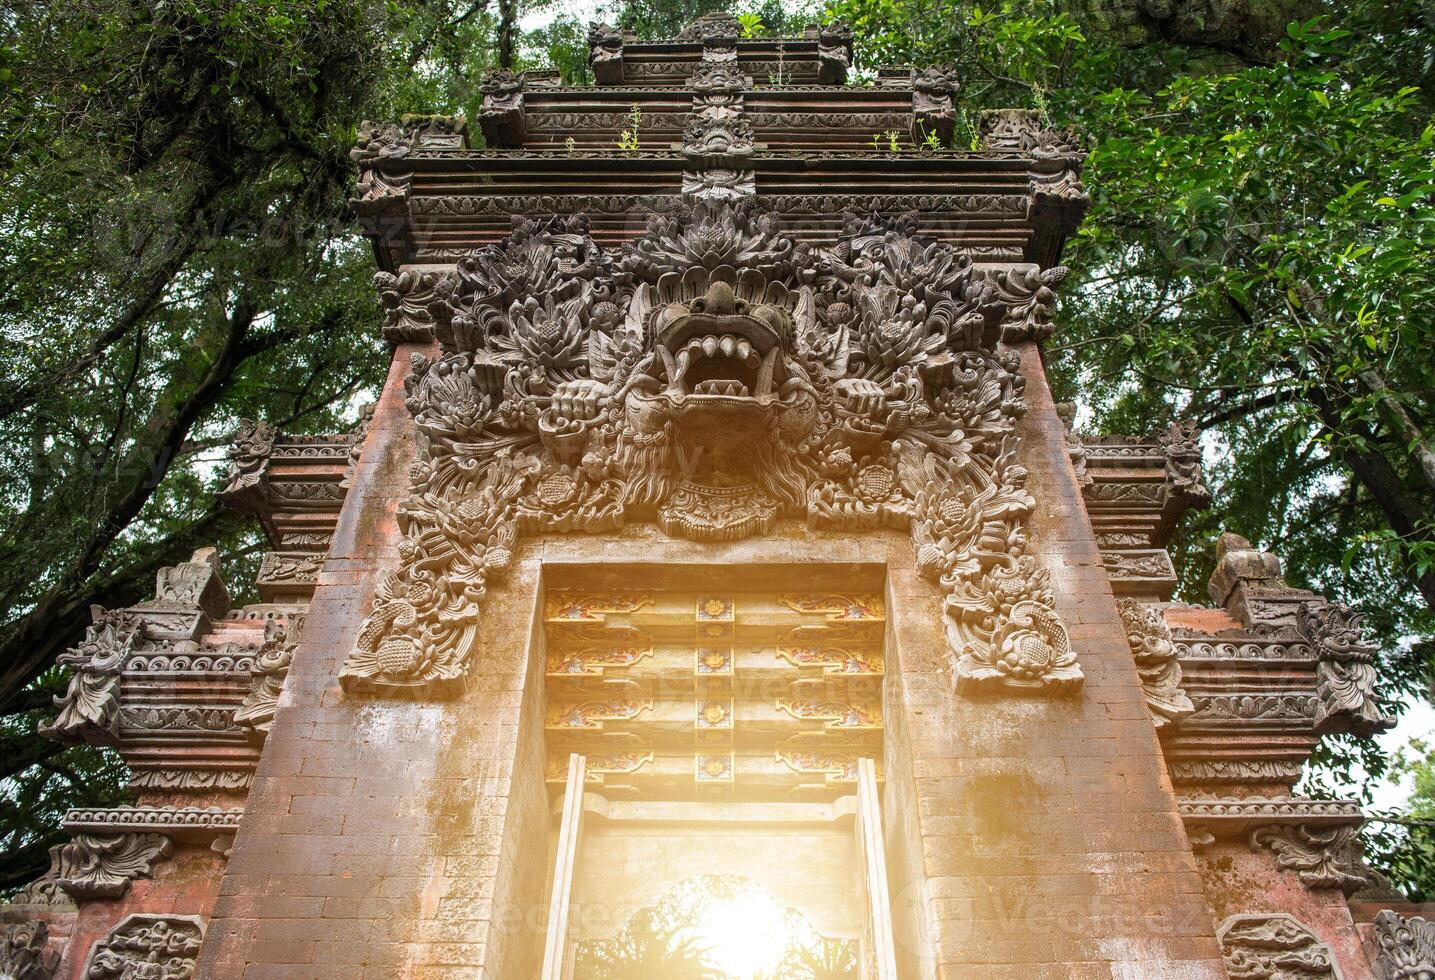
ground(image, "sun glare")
xmin=689 ymin=888 xmax=789 ymax=978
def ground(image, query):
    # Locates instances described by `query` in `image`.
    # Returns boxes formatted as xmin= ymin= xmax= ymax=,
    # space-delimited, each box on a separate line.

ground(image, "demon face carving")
xmin=340 ymin=205 xmax=1081 ymax=699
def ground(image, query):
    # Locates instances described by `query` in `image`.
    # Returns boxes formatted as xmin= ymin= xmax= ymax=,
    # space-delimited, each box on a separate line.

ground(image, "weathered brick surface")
xmin=197 ymin=341 xmax=1226 ymax=976
xmin=56 ymin=846 xmax=227 ymax=980
xmin=878 ymin=342 xmax=1223 ymax=977
xmin=1197 ymin=843 xmax=1374 ymax=978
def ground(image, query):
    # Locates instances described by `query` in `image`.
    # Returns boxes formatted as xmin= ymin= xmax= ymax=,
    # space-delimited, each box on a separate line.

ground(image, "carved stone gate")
xmin=7 ymin=12 xmax=1429 ymax=980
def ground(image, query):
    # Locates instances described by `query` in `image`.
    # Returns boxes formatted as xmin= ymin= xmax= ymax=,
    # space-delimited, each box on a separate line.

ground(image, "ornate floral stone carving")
xmin=235 ymin=617 xmax=301 ymax=735
xmin=479 ymin=69 xmax=527 ymax=147
xmin=82 ymin=915 xmax=203 ymax=980
xmin=40 ymin=608 xmax=139 ymax=745
xmin=1298 ymin=600 xmax=1392 ymax=736
xmin=680 ymin=11 xmax=740 ymax=41
xmin=690 ymin=61 xmax=749 ymax=97
xmin=1116 ymin=598 xmax=1193 ymax=728
xmin=150 ymin=548 xmax=228 ymax=619
xmin=1248 ymin=822 xmax=1383 ymax=895
xmin=52 ymin=832 xmax=172 ymax=900
xmin=340 ymin=205 xmax=1080 ymax=698
xmin=587 ymin=22 xmax=625 ymax=85
xmin=681 ymin=168 xmax=755 ymax=203
xmin=979 ymin=108 xmax=1089 ymax=215
xmin=991 ymin=264 xmax=1066 ymax=342
xmin=979 ymin=108 xmax=1082 ymax=159
xmin=1372 ymin=909 xmax=1435 ymax=980
xmin=0 ymin=921 xmax=56 ymax=980
xmin=1216 ymin=914 xmax=1337 ymax=979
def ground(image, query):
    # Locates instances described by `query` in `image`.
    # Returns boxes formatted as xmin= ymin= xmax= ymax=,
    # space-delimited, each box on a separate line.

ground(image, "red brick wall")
xmin=197 ymin=339 xmax=1228 ymax=977
xmin=874 ymin=342 xmax=1224 ymax=977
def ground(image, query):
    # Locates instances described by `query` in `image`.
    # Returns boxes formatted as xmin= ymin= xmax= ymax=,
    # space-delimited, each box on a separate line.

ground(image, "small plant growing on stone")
xmin=617 ymin=106 xmax=641 ymax=152
xmin=564 ymin=136 xmax=576 ymax=155
xmin=885 ymin=129 xmax=900 ymax=152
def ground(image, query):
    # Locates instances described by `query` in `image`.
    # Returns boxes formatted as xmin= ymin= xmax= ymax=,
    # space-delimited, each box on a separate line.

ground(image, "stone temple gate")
xmin=5 ymin=12 xmax=1433 ymax=980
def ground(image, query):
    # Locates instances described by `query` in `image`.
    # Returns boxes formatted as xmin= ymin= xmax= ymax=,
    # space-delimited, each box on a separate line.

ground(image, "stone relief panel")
xmin=339 ymin=204 xmax=1082 ymax=698
xmin=1215 ymin=914 xmax=1339 ymax=979
xmin=81 ymin=915 xmax=204 ymax=980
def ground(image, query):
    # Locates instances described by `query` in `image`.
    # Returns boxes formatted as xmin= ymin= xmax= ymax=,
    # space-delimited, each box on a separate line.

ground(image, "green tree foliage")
xmin=1373 ymin=738 xmax=1435 ymax=898
xmin=816 ymin=0 xmax=1435 ymax=891
xmin=0 ymin=0 xmax=548 ymax=892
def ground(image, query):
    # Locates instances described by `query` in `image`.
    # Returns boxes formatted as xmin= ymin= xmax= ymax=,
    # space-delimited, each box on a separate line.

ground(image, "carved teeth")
xmin=693 ymin=380 xmax=750 ymax=396
xmin=719 ymin=336 xmax=737 ymax=357
xmin=701 ymin=335 xmax=720 ymax=357
xmin=737 ymin=339 xmax=754 ymax=364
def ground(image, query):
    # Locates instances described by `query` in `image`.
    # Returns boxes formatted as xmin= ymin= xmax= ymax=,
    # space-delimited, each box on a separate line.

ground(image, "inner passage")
xmin=542 ymin=584 xmax=887 ymax=980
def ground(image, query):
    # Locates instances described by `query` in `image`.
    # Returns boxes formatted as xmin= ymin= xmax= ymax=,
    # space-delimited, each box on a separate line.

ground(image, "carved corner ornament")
xmin=52 ymin=832 xmax=172 ymax=900
xmin=911 ymin=66 xmax=959 ymax=146
xmin=1372 ymin=909 xmax=1435 ymax=980
xmin=39 ymin=608 xmax=139 ymax=745
xmin=979 ymin=108 xmax=1089 ymax=217
xmin=235 ymin=617 xmax=301 ymax=735
xmin=1298 ymin=601 xmax=1393 ymax=737
xmin=217 ymin=419 xmax=278 ymax=508
xmin=1248 ymin=822 xmax=1385 ymax=895
xmin=1116 ymin=598 xmax=1194 ymax=728
xmin=817 ymin=22 xmax=854 ymax=84
xmin=1158 ymin=418 xmax=1211 ymax=507
xmin=479 ymin=69 xmax=527 ymax=147
xmin=1216 ymin=914 xmax=1338 ymax=980
xmin=338 ymin=205 xmax=1082 ymax=700
xmin=374 ymin=268 xmax=455 ymax=345
xmin=0 ymin=920 xmax=56 ymax=980
xmin=81 ymin=915 xmax=204 ymax=980
xmin=587 ymin=21 xmax=625 ymax=85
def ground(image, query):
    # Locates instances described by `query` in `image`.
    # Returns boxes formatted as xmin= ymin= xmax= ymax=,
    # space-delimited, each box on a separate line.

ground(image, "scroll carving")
xmin=40 ymin=608 xmax=139 ymax=745
xmin=1373 ymin=910 xmax=1435 ymax=980
xmin=340 ymin=205 xmax=1079 ymax=698
xmin=1298 ymin=601 xmax=1392 ymax=736
xmin=1116 ymin=598 xmax=1193 ymax=727
xmin=235 ymin=617 xmax=301 ymax=735
xmin=374 ymin=269 xmax=455 ymax=344
xmin=52 ymin=832 xmax=172 ymax=900
xmin=1248 ymin=823 xmax=1383 ymax=895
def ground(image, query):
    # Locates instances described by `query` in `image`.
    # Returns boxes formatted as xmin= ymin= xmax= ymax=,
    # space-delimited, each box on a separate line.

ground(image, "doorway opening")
xmin=537 ymin=567 xmax=897 ymax=980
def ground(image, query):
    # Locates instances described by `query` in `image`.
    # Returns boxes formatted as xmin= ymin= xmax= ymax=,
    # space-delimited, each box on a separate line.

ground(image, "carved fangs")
xmin=652 ymin=336 xmax=781 ymax=402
